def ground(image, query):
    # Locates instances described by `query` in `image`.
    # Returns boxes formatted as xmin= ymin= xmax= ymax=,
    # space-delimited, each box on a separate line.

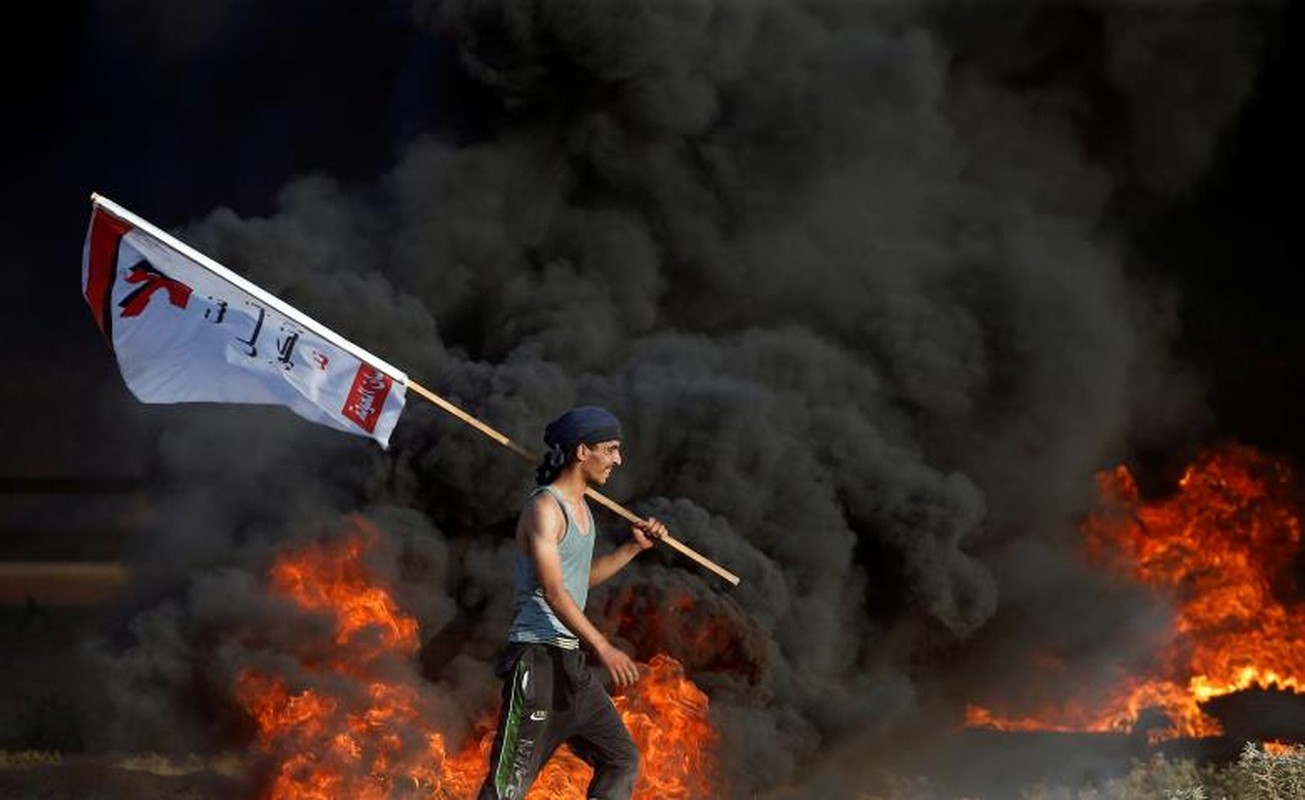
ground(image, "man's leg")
xmin=477 ymin=645 xmax=563 ymax=800
xmin=566 ymin=678 xmax=639 ymax=800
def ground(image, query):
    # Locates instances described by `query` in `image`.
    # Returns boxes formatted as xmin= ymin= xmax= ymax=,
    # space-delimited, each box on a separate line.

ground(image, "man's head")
xmin=537 ymin=405 xmax=623 ymax=486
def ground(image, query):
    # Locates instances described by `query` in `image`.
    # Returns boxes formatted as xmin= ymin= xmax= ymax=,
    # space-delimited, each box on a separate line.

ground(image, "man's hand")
xmin=596 ymin=641 xmax=641 ymax=688
xmin=630 ymin=516 xmax=668 ymax=551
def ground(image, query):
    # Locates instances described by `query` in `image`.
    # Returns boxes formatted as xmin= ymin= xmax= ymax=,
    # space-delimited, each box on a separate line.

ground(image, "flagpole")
xmin=406 ymin=379 xmax=742 ymax=586
xmin=88 ymin=192 xmax=739 ymax=586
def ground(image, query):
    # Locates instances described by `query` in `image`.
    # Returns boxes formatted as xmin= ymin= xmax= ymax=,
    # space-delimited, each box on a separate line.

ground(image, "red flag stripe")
xmin=84 ymin=208 xmax=133 ymax=337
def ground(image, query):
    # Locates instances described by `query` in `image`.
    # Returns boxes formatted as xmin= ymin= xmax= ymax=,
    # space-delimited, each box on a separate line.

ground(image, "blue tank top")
xmin=507 ymin=485 xmax=595 ymax=649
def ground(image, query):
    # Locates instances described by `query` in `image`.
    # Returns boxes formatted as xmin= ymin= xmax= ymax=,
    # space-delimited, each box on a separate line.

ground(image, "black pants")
xmin=477 ymin=643 xmax=639 ymax=800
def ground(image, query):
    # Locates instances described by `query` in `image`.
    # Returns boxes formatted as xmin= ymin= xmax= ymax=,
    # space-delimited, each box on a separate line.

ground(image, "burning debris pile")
xmin=967 ymin=444 xmax=1305 ymax=742
xmin=234 ymin=516 xmax=717 ymax=798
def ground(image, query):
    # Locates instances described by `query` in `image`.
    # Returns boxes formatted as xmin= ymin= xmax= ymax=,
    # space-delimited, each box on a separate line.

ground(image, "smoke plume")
xmin=85 ymin=1 xmax=1282 ymax=795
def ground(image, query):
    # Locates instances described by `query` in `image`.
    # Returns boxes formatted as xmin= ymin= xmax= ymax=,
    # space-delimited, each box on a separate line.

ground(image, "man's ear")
xmin=575 ymin=442 xmax=590 ymax=463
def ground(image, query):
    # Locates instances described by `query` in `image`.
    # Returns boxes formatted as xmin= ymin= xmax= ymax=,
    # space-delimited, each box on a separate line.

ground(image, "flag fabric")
xmin=81 ymin=195 xmax=407 ymax=448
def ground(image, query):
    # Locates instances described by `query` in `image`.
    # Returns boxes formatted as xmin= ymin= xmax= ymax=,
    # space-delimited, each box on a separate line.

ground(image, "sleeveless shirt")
xmin=507 ymin=485 xmax=595 ymax=649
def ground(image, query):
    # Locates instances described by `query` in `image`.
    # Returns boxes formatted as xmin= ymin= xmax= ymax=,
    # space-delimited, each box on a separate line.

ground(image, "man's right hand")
xmin=596 ymin=642 xmax=640 ymax=688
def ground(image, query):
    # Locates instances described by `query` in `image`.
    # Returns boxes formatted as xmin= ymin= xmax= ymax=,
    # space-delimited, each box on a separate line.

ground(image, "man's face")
xmin=578 ymin=440 xmax=622 ymax=486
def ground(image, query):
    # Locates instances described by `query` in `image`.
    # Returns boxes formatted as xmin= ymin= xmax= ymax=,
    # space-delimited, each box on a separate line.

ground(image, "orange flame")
xmin=1262 ymin=741 xmax=1303 ymax=757
xmin=234 ymin=516 xmax=719 ymax=797
xmin=967 ymin=444 xmax=1305 ymax=741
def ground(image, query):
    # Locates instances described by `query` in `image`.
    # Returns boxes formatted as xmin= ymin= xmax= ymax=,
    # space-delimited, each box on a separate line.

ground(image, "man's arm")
xmin=589 ymin=517 xmax=667 ymax=587
xmin=520 ymin=495 xmax=641 ymax=687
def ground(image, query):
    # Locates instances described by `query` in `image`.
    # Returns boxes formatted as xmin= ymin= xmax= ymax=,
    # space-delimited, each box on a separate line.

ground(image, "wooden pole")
xmin=406 ymin=379 xmax=741 ymax=586
xmin=581 ymin=486 xmax=741 ymax=586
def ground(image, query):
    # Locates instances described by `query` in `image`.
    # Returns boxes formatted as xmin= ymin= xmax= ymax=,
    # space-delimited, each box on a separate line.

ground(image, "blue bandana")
xmin=537 ymin=405 xmax=622 ymax=485
xmin=544 ymin=405 xmax=623 ymax=455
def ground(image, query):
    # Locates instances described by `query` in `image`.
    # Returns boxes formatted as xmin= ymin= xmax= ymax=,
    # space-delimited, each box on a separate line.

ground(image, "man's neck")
xmin=549 ymin=469 xmax=588 ymax=502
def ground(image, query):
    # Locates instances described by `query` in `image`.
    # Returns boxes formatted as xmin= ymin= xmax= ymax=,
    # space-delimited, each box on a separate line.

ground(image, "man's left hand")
xmin=630 ymin=517 xmax=667 ymax=550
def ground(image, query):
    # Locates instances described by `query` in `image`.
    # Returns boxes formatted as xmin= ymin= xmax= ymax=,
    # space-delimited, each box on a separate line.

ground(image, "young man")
xmin=478 ymin=406 xmax=667 ymax=800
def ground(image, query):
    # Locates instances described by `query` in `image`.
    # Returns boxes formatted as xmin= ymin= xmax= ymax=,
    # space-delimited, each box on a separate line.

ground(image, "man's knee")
xmin=614 ymin=746 xmax=638 ymax=776
xmin=606 ymin=742 xmax=640 ymax=794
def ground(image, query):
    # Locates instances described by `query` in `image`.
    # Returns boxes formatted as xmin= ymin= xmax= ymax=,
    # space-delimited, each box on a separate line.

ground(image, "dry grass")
xmin=1013 ymin=745 xmax=1305 ymax=800
xmin=1235 ymin=742 xmax=1305 ymax=800
xmin=115 ymin=752 xmax=246 ymax=778
xmin=0 ymin=750 xmax=62 ymax=768
xmin=857 ymin=742 xmax=1305 ymax=800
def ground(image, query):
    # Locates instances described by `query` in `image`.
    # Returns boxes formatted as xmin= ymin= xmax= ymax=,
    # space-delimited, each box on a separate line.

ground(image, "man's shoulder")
xmin=522 ymin=487 xmax=556 ymax=510
xmin=521 ymin=489 xmax=565 ymax=537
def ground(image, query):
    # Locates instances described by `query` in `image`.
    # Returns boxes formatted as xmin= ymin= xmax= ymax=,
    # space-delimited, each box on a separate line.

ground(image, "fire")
xmin=605 ymin=584 xmax=766 ymax=683
xmin=234 ymin=516 xmax=719 ymax=797
xmin=967 ymin=444 xmax=1305 ymax=741
xmin=1262 ymin=741 xmax=1302 ymax=757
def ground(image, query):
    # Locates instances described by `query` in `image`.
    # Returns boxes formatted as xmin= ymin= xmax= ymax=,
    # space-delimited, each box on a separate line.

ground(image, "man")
xmin=478 ymin=405 xmax=667 ymax=800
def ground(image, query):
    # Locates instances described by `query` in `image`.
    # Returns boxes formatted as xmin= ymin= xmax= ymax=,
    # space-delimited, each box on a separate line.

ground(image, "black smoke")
xmin=2 ymin=0 xmax=1295 ymax=796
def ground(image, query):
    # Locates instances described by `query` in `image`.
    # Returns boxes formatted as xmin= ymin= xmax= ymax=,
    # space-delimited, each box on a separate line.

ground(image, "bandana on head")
xmin=537 ymin=406 xmax=622 ymax=484
xmin=544 ymin=405 xmax=623 ymax=455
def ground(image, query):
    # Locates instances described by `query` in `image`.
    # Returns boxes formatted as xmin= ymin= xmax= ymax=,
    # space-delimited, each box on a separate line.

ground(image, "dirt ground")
xmin=0 ymin=754 xmax=245 ymax=800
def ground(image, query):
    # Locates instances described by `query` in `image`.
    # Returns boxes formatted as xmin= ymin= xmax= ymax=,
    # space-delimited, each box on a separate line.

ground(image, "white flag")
xmin=82 ymin=195 xmax=407 ymax=448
